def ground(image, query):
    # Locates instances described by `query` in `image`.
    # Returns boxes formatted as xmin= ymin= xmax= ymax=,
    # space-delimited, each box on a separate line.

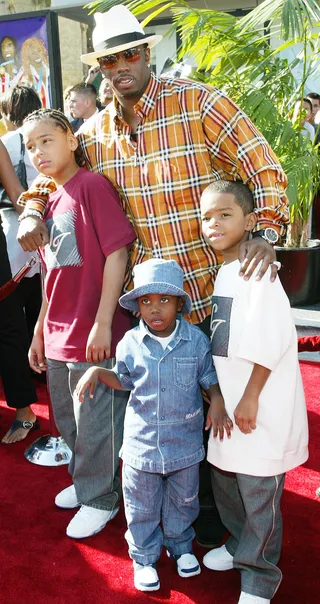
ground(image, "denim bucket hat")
xmin=119 ymin=259 xmax=192 ymax=314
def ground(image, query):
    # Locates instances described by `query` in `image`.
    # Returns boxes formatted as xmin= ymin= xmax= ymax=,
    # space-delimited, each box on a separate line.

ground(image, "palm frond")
xmin=239 ymin=0 xmax=320 ymax=40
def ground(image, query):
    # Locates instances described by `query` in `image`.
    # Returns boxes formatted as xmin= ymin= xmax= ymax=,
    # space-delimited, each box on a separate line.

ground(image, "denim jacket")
xmin=113 ymin=317 xmax=217 ymax=474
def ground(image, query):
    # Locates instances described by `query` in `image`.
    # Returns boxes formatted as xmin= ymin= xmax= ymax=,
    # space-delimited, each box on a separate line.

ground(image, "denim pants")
xmin=123 ymin=462 xmax=200 ymax=565
xmin=211 ymin=466 xmax=285 ymax=600
xmin=47 ymin=358 xmax=128 ymax=511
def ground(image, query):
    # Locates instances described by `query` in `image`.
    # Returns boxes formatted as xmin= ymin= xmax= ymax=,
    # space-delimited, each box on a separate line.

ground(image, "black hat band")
xmin=94 ymin=31 xmax=148 ymax=52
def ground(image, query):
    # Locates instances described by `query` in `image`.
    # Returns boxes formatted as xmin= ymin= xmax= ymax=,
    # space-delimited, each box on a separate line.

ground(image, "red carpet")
xmin=0 ymin=362 xmax=319 ymax=604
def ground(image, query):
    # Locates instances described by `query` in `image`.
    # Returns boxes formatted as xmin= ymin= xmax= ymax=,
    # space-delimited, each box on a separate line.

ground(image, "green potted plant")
xmin=88 ymin=0 xmax=320 ymax=304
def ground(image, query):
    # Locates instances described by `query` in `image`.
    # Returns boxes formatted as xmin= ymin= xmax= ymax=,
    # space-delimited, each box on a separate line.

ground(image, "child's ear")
xmin=177 ymin=297 xmax=184 ymax=312
xmin=68 ymin=132 xmax=78 ymax=152
xmin=245 ymin=211 xmax=257 ymax=232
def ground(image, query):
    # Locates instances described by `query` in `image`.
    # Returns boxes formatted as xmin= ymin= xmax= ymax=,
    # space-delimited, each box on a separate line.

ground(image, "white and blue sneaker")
xmin=133 ymin=562 xmax=160 ymax=592
xmin=168 ymin=551 xmax=201 ymax=578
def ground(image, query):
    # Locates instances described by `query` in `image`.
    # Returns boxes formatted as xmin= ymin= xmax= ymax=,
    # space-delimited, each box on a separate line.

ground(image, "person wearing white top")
xmin=0 ymin=85 xmax=41 ymax=275
xmin=0 ymin=85 xmax=43 ymax=444
xmin=68 ymin=83 xmax=100 ymax=133
xmin=200 ymin=180 xmax=308 ymax=604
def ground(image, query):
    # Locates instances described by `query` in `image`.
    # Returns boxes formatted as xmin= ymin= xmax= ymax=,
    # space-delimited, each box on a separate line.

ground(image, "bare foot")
xmin=1 ymin=407 xmax=38 ymax=444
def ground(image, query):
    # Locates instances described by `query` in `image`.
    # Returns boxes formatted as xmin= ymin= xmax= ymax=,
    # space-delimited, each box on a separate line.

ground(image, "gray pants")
xmin=47 ymin=358 xmax=128 ymax=511
xmin=211 ymin=466 xmax=285 ymax=600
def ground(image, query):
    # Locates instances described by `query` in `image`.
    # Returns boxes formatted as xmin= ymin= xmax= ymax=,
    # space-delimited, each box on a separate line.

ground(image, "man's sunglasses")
xmin=98 ymin=46 xmax=144 ymax=70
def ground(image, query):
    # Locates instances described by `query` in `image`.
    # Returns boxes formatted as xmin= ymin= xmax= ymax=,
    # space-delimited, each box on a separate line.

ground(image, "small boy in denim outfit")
xmin=77 ymin=259 xmax=231 ymax=592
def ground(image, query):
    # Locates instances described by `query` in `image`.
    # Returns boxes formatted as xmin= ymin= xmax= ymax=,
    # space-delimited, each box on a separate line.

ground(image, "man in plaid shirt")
xmin=18 ymin=5 xmax=289 ymax=547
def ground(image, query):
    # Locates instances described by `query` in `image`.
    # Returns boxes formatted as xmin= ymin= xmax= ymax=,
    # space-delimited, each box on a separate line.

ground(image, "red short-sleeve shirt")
xmin=41 ymin=168 xmax=136 ymax=362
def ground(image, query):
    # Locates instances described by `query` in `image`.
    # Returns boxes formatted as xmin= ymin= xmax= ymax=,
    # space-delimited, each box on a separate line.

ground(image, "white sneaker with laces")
xmin=133 ymin=562 xmax=160 ymax=592
xmin=55 ymin=484 xmax=80 ymax=509
xmin=66 ymin=505 xmax=119 ymax=539
xmin=238 ymin=592 xmax=270 ymax=603
xmin=176 ymin=553 xmax=201 ymax=578
xmin=203 ymin=544 xmax=234 ymax=571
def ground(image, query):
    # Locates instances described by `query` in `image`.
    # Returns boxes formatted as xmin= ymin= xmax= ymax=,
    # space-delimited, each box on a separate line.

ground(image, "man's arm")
xmin=200 ymin=87 xmax=289 ymax=235
xmin=200 ymin=87 xmax=289 ymax=280
xmin=17 ymin=174 xmax=57 ymax=251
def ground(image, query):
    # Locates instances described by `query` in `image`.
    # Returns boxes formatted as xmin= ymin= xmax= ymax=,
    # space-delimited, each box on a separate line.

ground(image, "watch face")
xmin=264 ymin=228 xmax=279 ymax=244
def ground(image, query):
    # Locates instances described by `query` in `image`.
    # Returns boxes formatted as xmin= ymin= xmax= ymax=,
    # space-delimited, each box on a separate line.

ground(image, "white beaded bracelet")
xmin=18 ymin=209 xmax=44 ymax=222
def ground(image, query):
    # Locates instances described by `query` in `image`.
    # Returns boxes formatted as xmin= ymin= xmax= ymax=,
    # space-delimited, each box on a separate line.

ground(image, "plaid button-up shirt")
xmin=21 ymin=73 xmax=289 ymax=323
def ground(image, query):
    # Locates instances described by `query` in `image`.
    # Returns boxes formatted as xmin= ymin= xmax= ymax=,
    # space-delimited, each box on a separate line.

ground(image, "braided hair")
xmin=23 ymin=108 xmax=85 ymax=167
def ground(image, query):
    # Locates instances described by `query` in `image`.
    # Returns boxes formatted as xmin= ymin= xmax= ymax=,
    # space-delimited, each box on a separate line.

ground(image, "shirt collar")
xmin=134 ymin=72 xmax=162 ymax=119
xmin=136 ymin=315 xmax=192 ymax=345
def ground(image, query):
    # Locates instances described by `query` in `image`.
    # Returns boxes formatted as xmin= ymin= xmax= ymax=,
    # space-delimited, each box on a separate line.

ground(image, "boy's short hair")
xmin=307 ymin=92 xmax=320 ymax=101
xmin=203 ymin=180 xmax=254 ymax=215
xmin=69 ymin=83 xmax=97 ymax=100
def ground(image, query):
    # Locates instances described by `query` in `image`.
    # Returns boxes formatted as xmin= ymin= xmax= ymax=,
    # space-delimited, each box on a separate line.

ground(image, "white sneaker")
xmin=174 ymin=553 xmax=201 ymax=578
xmin=133 ymin=562 xmax=160 ymax=592
xmin=203 ymin=544 xmax=234 ymax=571
xmin=66 ymin=505 xmax=119 ymax=539
xmin=238 ymin=592 xmax=270 ymax=604
xmin=55 ymin=484 xmax=80 ymax=509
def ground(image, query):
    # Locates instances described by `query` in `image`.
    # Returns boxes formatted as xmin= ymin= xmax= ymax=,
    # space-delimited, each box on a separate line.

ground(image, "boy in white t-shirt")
xmin=200 ymin=180 xmax=309 ymax=604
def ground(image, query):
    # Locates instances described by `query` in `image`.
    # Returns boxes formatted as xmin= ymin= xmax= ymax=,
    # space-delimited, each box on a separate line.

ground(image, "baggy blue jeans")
xmin=122 ymin=462 xmax=200 ymax=565
xmin=47 ymin=358 xmax=128 ymax=511
xmin=212 ymin=466 xmax=285 ymax=600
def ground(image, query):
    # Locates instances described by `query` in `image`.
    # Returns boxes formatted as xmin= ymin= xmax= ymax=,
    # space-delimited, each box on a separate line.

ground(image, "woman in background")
xmin=20 ymin=38 xmax=50 ymax=107
xmin=0 ymin=138 xmax=39 ymax=444
xmin=0 ymin=85 xmax=42 ymax=346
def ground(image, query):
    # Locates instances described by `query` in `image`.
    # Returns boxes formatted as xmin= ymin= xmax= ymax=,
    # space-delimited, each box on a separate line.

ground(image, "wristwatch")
xmin=252 ymin=228 xmax=279 ymax=245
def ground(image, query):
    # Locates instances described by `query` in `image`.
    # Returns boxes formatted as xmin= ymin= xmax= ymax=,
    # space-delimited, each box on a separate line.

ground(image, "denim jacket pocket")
xmin=173 ymin=357 xmax=198 ymax=391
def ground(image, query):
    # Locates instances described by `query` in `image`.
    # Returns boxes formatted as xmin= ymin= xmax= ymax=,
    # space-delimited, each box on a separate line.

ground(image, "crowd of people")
xmin=0 ymin=5 xmax=311 ymax=603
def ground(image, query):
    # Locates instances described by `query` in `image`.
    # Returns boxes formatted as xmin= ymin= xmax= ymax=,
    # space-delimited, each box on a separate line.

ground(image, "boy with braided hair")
xmin=25 ymin=109 xmax=136 ymax=539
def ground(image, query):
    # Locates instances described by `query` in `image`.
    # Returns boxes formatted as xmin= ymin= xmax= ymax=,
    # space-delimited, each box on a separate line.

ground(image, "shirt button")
xmin=161 ymin=443 xmax=165 ymax=447
xmin=161 ymin=416 xmax=165 ymax=420
xmin=161 ymin=387 xmax=165 ymax=392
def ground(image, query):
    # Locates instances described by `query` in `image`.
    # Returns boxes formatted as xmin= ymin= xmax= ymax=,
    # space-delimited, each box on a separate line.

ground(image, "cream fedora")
xmin=81 ymin=5 xmax=162 ymax=66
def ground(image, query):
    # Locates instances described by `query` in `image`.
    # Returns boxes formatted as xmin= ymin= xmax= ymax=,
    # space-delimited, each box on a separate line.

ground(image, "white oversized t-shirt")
xmin=207 ymin=260 xmax=308 ymax=477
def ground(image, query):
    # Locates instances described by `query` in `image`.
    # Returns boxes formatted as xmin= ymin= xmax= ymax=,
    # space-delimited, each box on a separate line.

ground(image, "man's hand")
xmin=29 ymin=332 xmax=47 ymax=374
xmin=85 ymin=65 xmax=100 ymax=85
xmin=239 ymin=237 xmax=278 ymax=282
xmin=205 ymin=394 xmax=233 ymax=441
xmin=17 ymin=216 xmax=49 ymax=251
xmin=234 ymin=394 xmax=258 ymax=434
xmin=76 ymin=366 xmax=101 ymax=402
xmin=86 ymin=322 xmax=112 ymax=363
